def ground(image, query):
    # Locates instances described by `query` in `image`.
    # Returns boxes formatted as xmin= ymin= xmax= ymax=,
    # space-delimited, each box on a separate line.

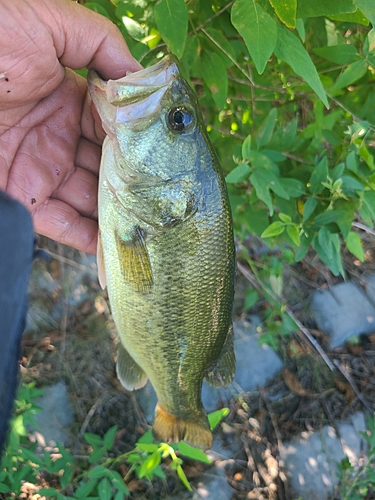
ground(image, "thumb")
xmin=36 ymin=0 xmax=142 ymax=79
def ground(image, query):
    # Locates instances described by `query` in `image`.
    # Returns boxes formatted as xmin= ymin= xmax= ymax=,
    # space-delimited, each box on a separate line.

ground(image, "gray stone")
xmin=192 ymin=463 xmax=233 ymax=500
xmin=209 ymin=435 xmax=240 ymax=460
xmin=170 ymin=464 xmax=233 ymax=500
xmin=310 ymin=281 xmax=375 ymax=348
xmin=233 ymin=319 xmax=283 ymax=392
xmin=280 ymin=412 xmax=367 ymax=500
xmin=361 ymin=273 xmax=375 ymax=307
xmin=31 ymin=382 xmax=74 ymax=447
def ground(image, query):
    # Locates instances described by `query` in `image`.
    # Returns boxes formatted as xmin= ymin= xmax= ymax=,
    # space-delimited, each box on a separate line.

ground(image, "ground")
xmin=15 ymin=232 xmax=375 ymax=499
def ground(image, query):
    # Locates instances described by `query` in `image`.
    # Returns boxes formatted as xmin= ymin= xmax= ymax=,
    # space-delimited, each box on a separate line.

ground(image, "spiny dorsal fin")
xmin=205 ymin=324 xmax=235 ymax=388
xmin=97 ymin=231 xmax=107 ymax=290
xmin=116 ymin=342 xmax=148 ymax=391
xmin=115 ymin=227 xmax=153 ymax=292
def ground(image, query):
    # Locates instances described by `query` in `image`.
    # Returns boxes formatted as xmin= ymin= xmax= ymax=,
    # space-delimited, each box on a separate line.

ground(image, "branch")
xmin=352 ymin=221 xmax=375 ymax=237
xmin=237 ymin=262 xmax=335 ymax=372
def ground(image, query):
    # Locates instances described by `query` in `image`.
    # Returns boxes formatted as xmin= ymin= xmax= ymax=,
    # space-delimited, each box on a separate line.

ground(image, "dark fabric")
xmin=0 ymin=191 xmax=33 ymax=455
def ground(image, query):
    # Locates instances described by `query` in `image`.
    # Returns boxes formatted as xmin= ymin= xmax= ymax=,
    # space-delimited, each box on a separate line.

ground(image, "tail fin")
xmin=153 ymin=403 xmax=212 ymax=449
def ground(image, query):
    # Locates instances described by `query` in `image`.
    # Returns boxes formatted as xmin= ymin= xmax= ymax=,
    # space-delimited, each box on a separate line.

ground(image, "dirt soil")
xmin=19 ymin=233 xmax=375 ymax=499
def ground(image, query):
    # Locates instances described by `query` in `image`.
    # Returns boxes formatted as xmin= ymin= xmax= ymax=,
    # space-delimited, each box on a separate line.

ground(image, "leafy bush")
xmin=0 ymin=383 xmax=228 ymax=498
xmin=83 ymin=0 xmax=375 ymax=281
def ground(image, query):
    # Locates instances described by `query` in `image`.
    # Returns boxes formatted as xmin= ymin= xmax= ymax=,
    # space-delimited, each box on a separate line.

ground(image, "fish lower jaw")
xmin=153 ymin=402 xmax=212 ymax=449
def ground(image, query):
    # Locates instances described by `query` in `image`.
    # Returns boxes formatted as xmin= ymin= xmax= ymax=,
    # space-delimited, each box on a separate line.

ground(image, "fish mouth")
xmin=88 ymin=55 xmax=179 ymax=124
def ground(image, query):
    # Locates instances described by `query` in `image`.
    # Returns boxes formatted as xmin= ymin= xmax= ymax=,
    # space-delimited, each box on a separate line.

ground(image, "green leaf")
xmin=313 ymin=45 xmax=358 ymax=65
xmin=261 ymin=221 xmax=285 ymax=238
xmin=21 ymin=447 xmax=44 ymax=466
xmin=318 ymin=227 xmax=333 ymax=260
xmin=204 ymin=28 xmax=236 ymax=68
xmin=104 ymin=426 xmax=118 ymax=451
xmin=114 ymin=492 xmax=125 ymax=500
xmin=303 ymin=197 xmax=318 ymax=221
xmin=359 ymin=144 xmax=375 ymax=170
xmin=137 ymin=429 xmax=153 ymax=444
xmin=313 ymin=233 xmax=345 ymax=277
xmin=88 ymin=465 xmax=108 ymax=479
xmin=0 ymin=484 xmax=10 ymax=494
xmin=309 ymin=157 xmax=328 ymax=194
xmin=244 ymin=289 xmax=259 ymax=310
xmin=108 ymin=471 xmax=129 ymax=495
xmin=269 ymin=0 xmax=297 ymax=28
xmin=313 ymin=209 xmax=346 ymax=225
xmin=262 ymin=150 xmax=286 ymax=163
xmin=75 ymin=480 xmax=98 ymax=499
xmin=89 ymin=447 xmax=105 ymax=463
xmin=296 ymin=19 xmax=305 ymax=42
xmin=253 ymin=167 xmax=290 ymax=200
xmin=279 ymin=213 xmax=291 ymax=223
xmin=332 ymin=59 xmax=368 ymax=91
xmin=121 ymin=16 xmax=145 ymax=42
xmin=84 ymin=3 xmax=112 ymax=19
xmin=250 ymin=171 xmax=273 ymax=215
xmin=242 ymin=135 xmax=252 ymax=160
xmin=354 ymin=0 xmax=375 ymax=24
xmin=201 ymin=52 xmax=228 ymax=109
xmin=178 ymin=441 xmax=211 ymax=464
xmin=297 ymin=0 xmax=356 ymax=17
xmin=13 ymin=415 xmax=27 ymax=436
xmin=256 ymin=108 xmax=277 ymax=149
xmin=361 ymin=191 xmax=375 ymax=221
xmin=231 ymin=0 xmax=277 ymax=74
xmin=154 ymin=0 xmax=188 ymax=58
xmin=136 ymin=443 xmax=159 ymax=452
xmin=38 ymin=488 xmax=59 ymax=496
xmin=176 ymin=464 xmax=192 ymax=491
xmin=287 ymin=225 xmax=300 ymax=246
xmin=60 ymin=464 xmax=74 ymax=490
xmin=138 ymin=451 xmax=161 ymax=479
xmin=278 ymin=178 xmax=305 ymax=198
xmin=274 ymin=25 xmax=328 ymax=108
xmin=346 ymin=231 xmax=365 ymax=261
xmin=84 ymin=433 xmax=104 ymax=447
xmin=98 ymin=477 xmax=112 ymax=500
xmin=208 ymin=408 xmax=230 ymax=431
xmin=364 ymin=28 xmax=375 ymax=56
xmin=341 ymin=175 xmax=364 ymax=192
xmin=225 ymin=164 xmax=251 ymax=183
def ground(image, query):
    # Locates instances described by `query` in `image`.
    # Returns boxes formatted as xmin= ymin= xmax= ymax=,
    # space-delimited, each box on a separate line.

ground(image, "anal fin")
xmin=116 ymin=342 xmax=148 ymax=391
xmin=205 ymin=324 xmax=235 ymax=388
xmin=116 ymin=227 xmax=153 ymax=292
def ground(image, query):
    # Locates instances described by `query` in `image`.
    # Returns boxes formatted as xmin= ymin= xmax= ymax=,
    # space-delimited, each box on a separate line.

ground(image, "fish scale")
xmin=88 ymin=55 xmax=235 ymax=448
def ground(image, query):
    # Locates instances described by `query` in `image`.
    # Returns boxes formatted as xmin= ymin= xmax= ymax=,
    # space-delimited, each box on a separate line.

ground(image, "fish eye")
xmin=167 ymin=106 xmax=195 ymax=134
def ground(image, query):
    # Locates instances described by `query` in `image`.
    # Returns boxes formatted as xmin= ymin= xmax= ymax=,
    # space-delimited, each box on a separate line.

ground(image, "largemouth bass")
xmin=88 ymin=55 xmax=235 ymax=449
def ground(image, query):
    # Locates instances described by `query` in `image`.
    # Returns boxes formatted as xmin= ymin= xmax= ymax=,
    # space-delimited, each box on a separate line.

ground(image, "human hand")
xmin=0 ymin=0 xmax=141 ymax=254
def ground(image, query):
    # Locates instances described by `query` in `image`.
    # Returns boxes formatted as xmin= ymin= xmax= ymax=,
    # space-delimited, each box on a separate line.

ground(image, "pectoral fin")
xmin=115 ymin=228 xmax=153 ymax=292
xmin=205 ymin=324 xmax=235 ymax=388
xmin=116 ymin=342 xmax=148 ymax=391
xmin=97 ymin=231 xmax=107 ymax=290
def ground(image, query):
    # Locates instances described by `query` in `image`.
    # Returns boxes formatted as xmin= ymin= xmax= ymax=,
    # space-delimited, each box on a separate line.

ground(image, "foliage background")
xmin=84 ymin=0 xmax=375 ymax=283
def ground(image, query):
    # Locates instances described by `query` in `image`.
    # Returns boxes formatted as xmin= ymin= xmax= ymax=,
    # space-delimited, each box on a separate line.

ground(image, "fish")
xmin=88 ymin=55 xmax=236 ymax=449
